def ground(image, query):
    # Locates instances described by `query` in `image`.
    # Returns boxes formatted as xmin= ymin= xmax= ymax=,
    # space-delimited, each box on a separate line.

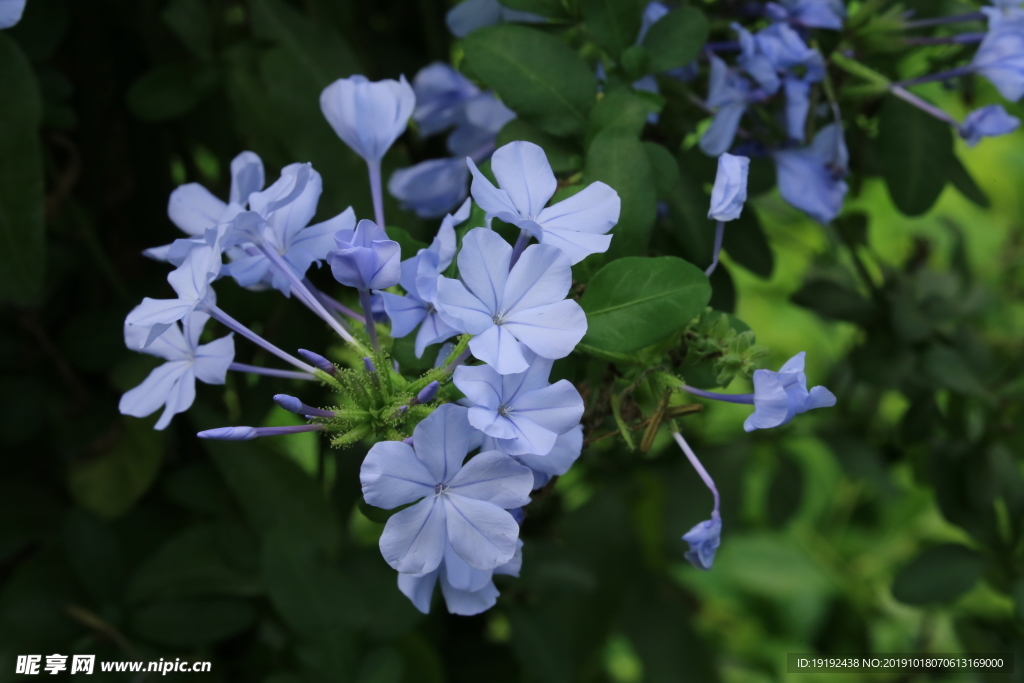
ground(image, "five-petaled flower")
xmin=360 ymin=405 xmax=533 ymax=574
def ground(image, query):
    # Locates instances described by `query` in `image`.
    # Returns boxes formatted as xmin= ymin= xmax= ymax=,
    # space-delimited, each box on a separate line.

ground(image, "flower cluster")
xmin=119 ymin=3 xmax=866 ymax=609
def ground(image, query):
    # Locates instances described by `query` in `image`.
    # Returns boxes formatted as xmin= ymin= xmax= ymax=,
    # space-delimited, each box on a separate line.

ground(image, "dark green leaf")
xmin=641 ymin=7 xmax=709 ymax=74
xmin=582 ymin=0 xmax=642 ymax=57
xmin=62 ymin=508 xmax=123 ymax=603
xmin=834 ymin=211 xmax=869 ymax=247
xmin=947 ymin=154 xmax=991 ymax=208
xmin=262 ymin=525 xmax=367 ymax=636
xmin=722 ymin=206 xmax=774 ymax=279
xmin=879 ymin=95 xmax=953 ymax=216
xmin=126 ymin=64 xmax=210 ymax=122
xmin=500 ymin=0 xmax=568 ymax=16
xmin=584 ymin=128 xmax=656 ymax=258
xmin=250 ymin=0 xmax=361 ymax=88
xmin=463 ymin=25 xmax=597 ymax=137
xmin=580 ymin=256 xmax=712 ymax=351
xmin=67 ymin=419 xmax=164 ymax=519
xmin=892 ymin=543 xmax=984 ymax=605
xmin=0 ymin=34 xmax=45 ymax=305
xmin=791 ymin=278 xmax=875 ymax=325
xmin=127 ymin=524 xmax=261 ymax=602
xmin=128 ymin=598 xmax=257 ymax=648
xmin=588 ymin=91 xmax=656 ymax=143
xmin=642 ymin=143 xmax=678 ymax=202
xmin=497 ymin=118 xmax=584 ymax=174
xmin=766 ymin=453 xmax=804 ymax=528
xmin=161 ymin=0 xmax=213 ymax=60
xmin=921 ymin=345 xmax=987 ymax=397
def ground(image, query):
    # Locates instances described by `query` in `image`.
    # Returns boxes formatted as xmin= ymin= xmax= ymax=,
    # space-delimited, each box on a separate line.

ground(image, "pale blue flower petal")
xmin=167 ymin=183 xmax=228 ymax=237
xmin=489 ymin=141 xmax=557 ymax=218
xmin=320 ymin=75 xmax=416 ymax=162
xmin=442 ymin=542 xmax=494 ymax=592
xmin=708 ymin=153 xmax=750 ymax=222
xmin=398 ymin=568 xmax=439 ymax=614
xmin=447 ymin=450 xmax=533 ymax=508
xmin=503 ymin=243 xmax=573 ymax=313
xmin=192 ymin=335 xmax=235 ymax=385
xmin=535 ymin=182 xmax=620 ymax=264
xmin=446 ymin=0 xmax=502 ymax=38
xmin=682 ymin=514 xmax=721 ymax=570
xmin=469 ymin=323 xmax=529 ymax=375
xmin=229 ymin=151 xmax=265 ymax=206
xmin=361 ymin=441 xmax=437 ymax=509
xmin=502 ymin=299 xmax=587 ymax=361
xmin=435 ymin=277 xmax=495 ymax=335
xmin=439 ymin=574 xmax=500 ymax=615
xmin=412 ymin=404 xmax=474 ymax=483
xmin=960 ymin=104 xmax=1021 ymax=145
xmin=412 ymin=62 xmax=479 ymax=136
xmin=379 ymin=497 xmax=447 ymax=574
xmin=389 ymin=157 xmax=470 ymax=218
xmin=118 ymin=360 xmax=192 ymax=426
xmin=380 ymin=291 xmax=429 ymax=338
xmin=443 ymin=494 xmax=520 ymax=570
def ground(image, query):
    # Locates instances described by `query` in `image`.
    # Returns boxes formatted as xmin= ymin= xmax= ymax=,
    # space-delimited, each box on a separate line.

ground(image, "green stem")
xmin=829 ymin=52 xmax=892 ymax=92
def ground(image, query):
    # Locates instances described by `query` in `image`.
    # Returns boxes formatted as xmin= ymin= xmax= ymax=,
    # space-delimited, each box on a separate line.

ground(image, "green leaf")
xmin=588 ymin=91 xmax=656 ymax=144
xmin=67 ymin=419 xmax=164 ymax=519
xmin=891 ymin=543 xmax=984 ymax=605
xmin=584 ymin=128 xmax=656 ymax=259
xmin=947 ymin=154 xmax=991 ymax=208
xmin=879 ymin=95 xmax=953 ymax=216
xmin=161 ymin=0 xmax=213 ymax=60
xmin=500 ymin=0 xmax=568 ymax=16
xmin=262 ymin=526 xmax=367 ymax=636
xmin=580 ymin=256 xmax=711 ymax=352
xmin=722 ymin=206 xmax=774 ymax=279
xmin=641 ymin=6 xmax=709 ymax=74
xmin=250 ymin=0 xmax=361 ymax=88
xmin=643 ymin=141 xmax=681 ymax=199
xmin=126 ymin=64 xmax=210 ymax=122
xmin=463 ymin=25 xmax=597 ymax=137
xmin=582 ymin=0 xmax=642 ymax=57
xmin=0 ymin=34 xmax=45 ymax=305
xmin=497 ymin=118 xmax=584 ymax=174
xmin=791 ymin=278 xmax=875 ymax=325
xmin=128 ymin=598 xmax=257 ymax=648
xmin=204 ymin=433 xmax=340 ymax=550
xmin=127 ymin=523 xmax=262 ymax=603
xmin=62 ymin=508 xmax=123 ymax=603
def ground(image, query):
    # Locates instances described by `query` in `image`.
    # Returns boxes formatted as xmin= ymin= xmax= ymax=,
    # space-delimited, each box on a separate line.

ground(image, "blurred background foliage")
xmin=0 ymin=0 xmax=1022 ymax=681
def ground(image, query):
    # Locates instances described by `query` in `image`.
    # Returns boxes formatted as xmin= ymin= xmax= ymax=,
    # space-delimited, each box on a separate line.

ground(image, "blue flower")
xmin=389 ymin=158 xmax=470 ymax=219
xmin=328 ymin=219 xmax=402 ymax=291
xmin=708 ymin=153 xmax=750 ymax=222
xmin=454 ymin=351 xmax=584 ymax=456
xmin=744 ymin=351 xmax=837 ymax=432
xmin=380 ymin=203 xmax=467 ymax=357
xmin=700 ymin=56 xmax=762 ymax=157
xmin=119 ymin=312 xmax=234 ymax=430
xmin=960 ymin=104 xmax=1021 ymax=145
xmin=483 ymin=425 xmax=583 ymax=489
xmin=436 ymin=228 xmax=588 ymax=374
xmin=446 ymin=93 xmax=516 ymax=160
xmin=682 ymin=513 xmax=721 ymax=570
xmin=320 ymin=75 xmax=416 ymax=163
xmin=144 ymin=151 xmax=264 ymax=263
xmin=125 ymin=242 xmax=223 ymax=348
xmin=0 ymin=0 xmax=26 ymax=29
xmin=765 ymin=0 xmax=846 ymax=30
xmin=973 ymin=10 xmax=1024 ymax=101
xmin=225 ymin=164 xmax=356 ymax=295
xmin=360 ymin=404 xmax=533 ymax=574
xmin=412 ymin=63 xmax=481 ymax=137
xmin=772 ymin=123 xmax=849 ymax=224
xmin=398 ymin=540 xmax=523 ymax=615
xmin=445 ymin=0 xmax=547 ymax=38
xmin=467 ymin=141 xmax=620 ymax=264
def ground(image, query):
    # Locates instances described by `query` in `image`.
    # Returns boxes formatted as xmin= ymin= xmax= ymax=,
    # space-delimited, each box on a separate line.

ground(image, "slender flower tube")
xmin=672 ymin=431 xmax=722 ymax=571
xmin=198 ymin=424 xmax=325 ymax=440
xmin=229 ymin=362 xmax=316 ymax=381
xmin=205 ymin=305 xmax=318 ymax=375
